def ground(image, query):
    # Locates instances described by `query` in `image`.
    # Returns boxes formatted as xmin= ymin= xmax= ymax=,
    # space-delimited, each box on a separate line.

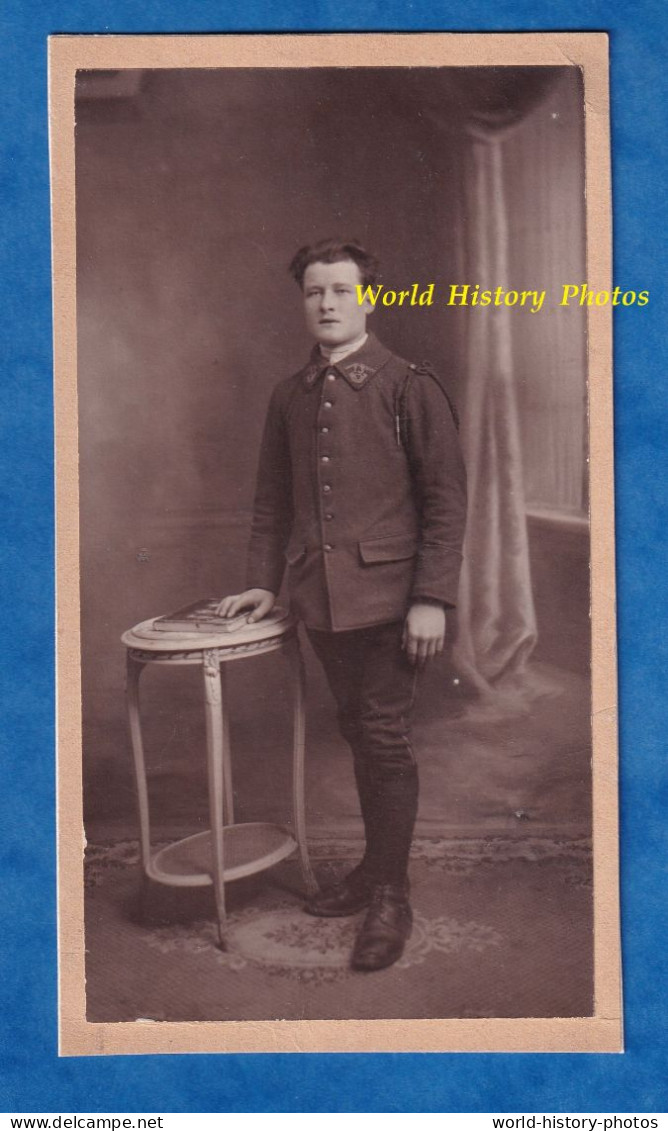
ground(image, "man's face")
xmin=302 ymin=258 xmax=373 ymax=349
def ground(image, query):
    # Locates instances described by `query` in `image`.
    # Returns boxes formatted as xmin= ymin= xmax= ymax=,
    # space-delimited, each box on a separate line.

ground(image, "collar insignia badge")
xmin=344 ymin=363 xmax=373 ymax=386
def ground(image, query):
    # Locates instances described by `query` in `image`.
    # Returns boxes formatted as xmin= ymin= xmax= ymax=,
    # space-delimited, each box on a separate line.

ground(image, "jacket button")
xmin=326 ymin=373 xmax=336 ymax=382
xmin=324 ymin=544 xmax=334 ymax=552
xmin=321 ymin=455 xmax=330 ymax=463
xmin=320 ymin=426 xmax=329 ymax=434
xmin=323 ymin=401 xmax=333 ymax=409
xmin=322 ymin=485 xmax=331 ymax=493
xmin=324 ymin=513 xmax=334 ymax=521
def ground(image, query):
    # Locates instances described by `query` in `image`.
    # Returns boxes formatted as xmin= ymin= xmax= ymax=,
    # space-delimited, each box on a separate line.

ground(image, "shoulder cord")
xmin=394 ymin=363 xmax=460 ymax=449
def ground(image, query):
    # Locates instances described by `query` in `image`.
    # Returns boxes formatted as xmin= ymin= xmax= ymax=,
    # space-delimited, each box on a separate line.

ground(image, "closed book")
xmin=152 ymin=598 xmax=250 ymax=634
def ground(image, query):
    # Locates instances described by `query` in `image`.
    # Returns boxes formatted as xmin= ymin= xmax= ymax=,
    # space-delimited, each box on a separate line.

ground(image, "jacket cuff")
xmin=411 ymin=547 xmax=463 ymax=609
xmin=409 ymin=595 xmax=449 ymax=609
xmin=245 ymin=558 xmax=285 ymax=597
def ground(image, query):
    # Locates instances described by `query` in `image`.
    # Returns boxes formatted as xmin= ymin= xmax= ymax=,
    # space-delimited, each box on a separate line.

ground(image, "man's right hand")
xmin=215 ymin=588 xmax=276 ymax=624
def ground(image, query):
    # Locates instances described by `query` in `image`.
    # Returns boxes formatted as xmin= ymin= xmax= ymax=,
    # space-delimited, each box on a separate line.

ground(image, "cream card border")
xmin=49 ymin=31 xmax=620 ymax=1056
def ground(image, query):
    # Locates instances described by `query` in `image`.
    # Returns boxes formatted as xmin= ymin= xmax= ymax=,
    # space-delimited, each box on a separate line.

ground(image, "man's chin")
xmin=315 ymin=327 xmax=352 ymax=347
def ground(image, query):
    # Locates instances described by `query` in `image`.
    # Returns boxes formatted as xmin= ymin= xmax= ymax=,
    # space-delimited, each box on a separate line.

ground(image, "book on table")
xmin=152 ymin=598 xmax=254 ymax=634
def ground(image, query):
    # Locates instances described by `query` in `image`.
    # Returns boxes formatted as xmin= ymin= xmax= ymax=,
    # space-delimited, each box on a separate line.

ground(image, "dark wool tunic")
xmin=246 ymin=332 xmax=467 ymax=631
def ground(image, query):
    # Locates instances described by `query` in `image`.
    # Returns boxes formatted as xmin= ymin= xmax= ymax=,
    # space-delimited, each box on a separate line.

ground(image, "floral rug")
xmin=84 ymin=836 xmax=592 ymax=1008
xmin=84 ymin=833 xmax=593 ymax=884
xmin=141 ymin=896 xmax=503 ymax=985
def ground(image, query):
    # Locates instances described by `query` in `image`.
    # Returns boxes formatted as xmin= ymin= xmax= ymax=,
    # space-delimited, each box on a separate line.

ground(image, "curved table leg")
xmin=203 ymin=649 xmax=227 ymax=948
xmin=125 ymin=653 xmax=152 ymax=876
xmin=219 ymin=665 xmax=234 ymax=826
xmin=288 ymin=637 xmax=319 ymax=896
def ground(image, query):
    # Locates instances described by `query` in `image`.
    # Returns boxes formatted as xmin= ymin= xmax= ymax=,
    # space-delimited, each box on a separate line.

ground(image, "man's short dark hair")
xmin=289 ymin=238 xmax=379 ymax=289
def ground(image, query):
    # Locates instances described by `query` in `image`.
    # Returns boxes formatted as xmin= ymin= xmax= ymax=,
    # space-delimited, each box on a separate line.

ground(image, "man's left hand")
xmin=402 ymin=603 xmax=446 ymax=668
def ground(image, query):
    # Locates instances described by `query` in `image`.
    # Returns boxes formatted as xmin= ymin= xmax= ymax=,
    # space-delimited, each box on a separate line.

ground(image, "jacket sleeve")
xmin=405 ymin=368 xmax=467 ymax=608
xmin=245 ymin=383 xmax=294 ymax=595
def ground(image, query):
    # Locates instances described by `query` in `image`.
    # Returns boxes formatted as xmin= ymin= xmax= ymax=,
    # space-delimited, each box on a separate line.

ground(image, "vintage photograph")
xmin=51 ymin=33 xmax=620 ymax=1054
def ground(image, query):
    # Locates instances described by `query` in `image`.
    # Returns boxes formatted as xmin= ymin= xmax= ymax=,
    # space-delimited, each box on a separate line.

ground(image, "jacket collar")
xmin=301 ymin=332 xmax=392 ymax=391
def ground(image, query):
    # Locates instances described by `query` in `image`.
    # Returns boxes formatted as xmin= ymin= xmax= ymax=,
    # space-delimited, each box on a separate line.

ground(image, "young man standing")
xmin=217 ymin=238 xmax=467 ymax=971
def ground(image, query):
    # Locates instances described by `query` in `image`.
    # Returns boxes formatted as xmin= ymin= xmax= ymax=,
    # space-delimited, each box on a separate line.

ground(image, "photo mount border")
xmin=50 ymin=30 xmax=619 ymax=1057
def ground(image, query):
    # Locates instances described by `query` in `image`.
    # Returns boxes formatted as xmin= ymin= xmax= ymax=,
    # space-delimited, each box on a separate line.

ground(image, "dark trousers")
xmin=306 ymin=621 xmax=419 ymax=886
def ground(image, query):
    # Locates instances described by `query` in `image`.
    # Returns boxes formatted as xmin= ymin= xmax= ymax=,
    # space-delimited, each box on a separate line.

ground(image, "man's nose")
xmin=320 ymin=290 xmax=336 ymax=310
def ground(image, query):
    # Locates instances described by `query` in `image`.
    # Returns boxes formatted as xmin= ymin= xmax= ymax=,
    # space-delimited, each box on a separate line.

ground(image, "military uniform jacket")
xmin=245 ymin=332 xmax=467 ymax=631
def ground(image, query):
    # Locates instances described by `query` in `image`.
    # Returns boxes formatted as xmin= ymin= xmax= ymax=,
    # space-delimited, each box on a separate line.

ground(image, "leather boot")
xmin=351 ymin=882 xmax=413 ymax=971
xmin=304 ymin=864 xmax=372 ymax=917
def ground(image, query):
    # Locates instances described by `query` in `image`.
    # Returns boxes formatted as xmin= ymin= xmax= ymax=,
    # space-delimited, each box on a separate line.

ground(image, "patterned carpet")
xmin=84 ymin=836 xmax=593 ymax=1021
xmin=142 ymin=899 xmax=502 ymax=986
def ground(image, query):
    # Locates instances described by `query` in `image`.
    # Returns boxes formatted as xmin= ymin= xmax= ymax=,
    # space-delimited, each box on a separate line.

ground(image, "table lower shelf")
xmin=146 ymin=822 xmax=298 ymax=887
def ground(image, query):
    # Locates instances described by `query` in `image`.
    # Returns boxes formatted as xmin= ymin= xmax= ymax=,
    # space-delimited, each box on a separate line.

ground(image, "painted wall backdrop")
xmin=75 ymin=66 xmax=589 ymax=837
xmin=6 ymin=2 xmax=667 ymax=1107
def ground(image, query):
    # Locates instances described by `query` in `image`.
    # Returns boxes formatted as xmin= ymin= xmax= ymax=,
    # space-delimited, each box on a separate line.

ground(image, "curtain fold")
xmin=447 ymin=74 xmax=587 ymax=713
xmin=453 ymin=135 xmax=541 ymax=703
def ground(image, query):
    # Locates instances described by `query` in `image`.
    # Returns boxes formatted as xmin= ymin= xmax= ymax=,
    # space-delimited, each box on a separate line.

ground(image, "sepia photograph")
xmin=51 ymin=33 xmax=619 ymax=1054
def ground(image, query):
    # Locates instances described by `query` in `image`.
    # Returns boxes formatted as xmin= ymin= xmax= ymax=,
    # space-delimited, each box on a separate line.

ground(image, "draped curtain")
xmin=445 ymin=70 xmax=587 ymax=706
xmin=452 ymin=134 xmax=539 ymax=696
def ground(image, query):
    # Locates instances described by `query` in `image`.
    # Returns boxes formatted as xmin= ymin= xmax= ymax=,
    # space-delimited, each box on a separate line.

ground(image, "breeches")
xmin=306 ymin=620 xmax=419 ymax=884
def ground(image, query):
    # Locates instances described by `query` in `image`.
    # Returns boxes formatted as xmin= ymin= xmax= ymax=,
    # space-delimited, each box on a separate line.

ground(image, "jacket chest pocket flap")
xmin=358 ymin=533 xmax=417 ymax=564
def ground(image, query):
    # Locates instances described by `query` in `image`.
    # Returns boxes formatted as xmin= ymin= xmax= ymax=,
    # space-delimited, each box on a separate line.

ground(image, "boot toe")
xmin=351 ymin=931 xmax=409 ymax=971
xmin=351 ymin=885 xmax=413 ymax=971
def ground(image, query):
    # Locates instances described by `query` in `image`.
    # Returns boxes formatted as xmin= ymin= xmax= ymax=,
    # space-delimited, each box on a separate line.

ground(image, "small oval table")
xmin=121 ymin=606 xmax=318 ymax=947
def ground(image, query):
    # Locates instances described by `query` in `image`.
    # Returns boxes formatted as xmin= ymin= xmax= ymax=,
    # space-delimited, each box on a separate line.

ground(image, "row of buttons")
xmin=320 ymin=373 xmax=336 ymax=550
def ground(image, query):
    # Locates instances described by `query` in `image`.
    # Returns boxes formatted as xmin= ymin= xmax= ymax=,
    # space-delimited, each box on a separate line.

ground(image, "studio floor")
xmin=84 ymin=659 xmax=593 ymax=1023
xmin=85 ymin=833 xmax=592 ymax=1023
